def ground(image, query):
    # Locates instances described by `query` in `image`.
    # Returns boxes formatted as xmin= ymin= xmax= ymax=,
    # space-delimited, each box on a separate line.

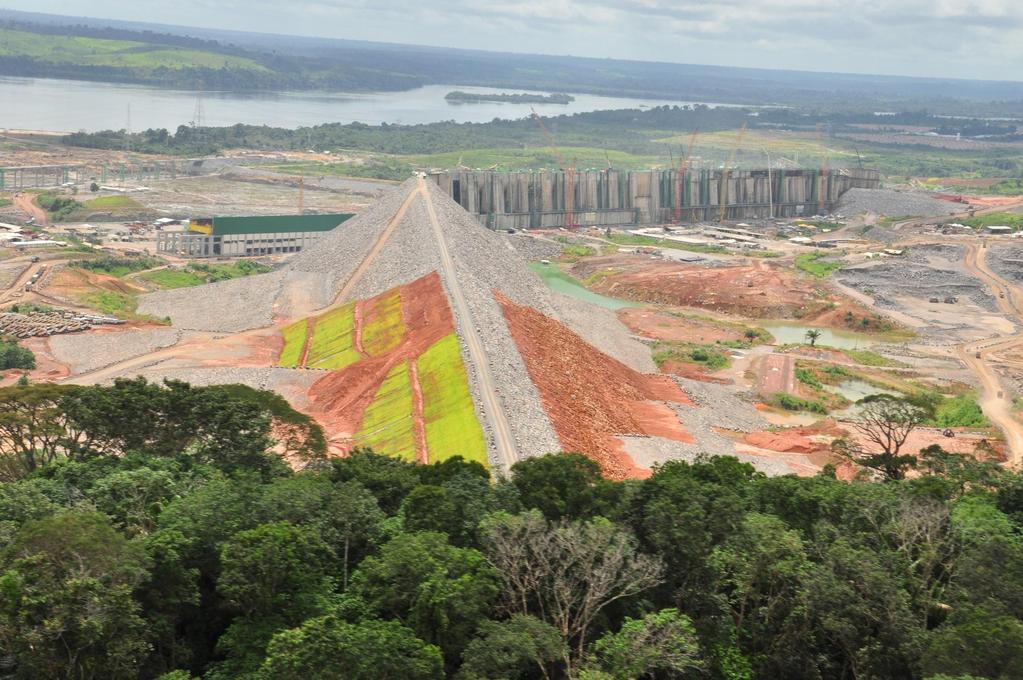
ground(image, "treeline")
xmin=61 ymin=104 xmax=1023 ymax=167
xmin=1 ymin=378 xmax=1022 ymax=679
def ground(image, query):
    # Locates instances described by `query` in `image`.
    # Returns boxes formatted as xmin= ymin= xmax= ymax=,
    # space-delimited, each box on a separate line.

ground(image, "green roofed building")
xmin=157 ymin=213 xmax=354 ymax=258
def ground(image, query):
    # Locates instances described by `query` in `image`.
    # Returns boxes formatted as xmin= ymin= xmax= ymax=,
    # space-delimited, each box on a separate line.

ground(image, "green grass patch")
xmin=81 ymin=195 xmax=144 ymax=211
xmin=930 ymin=393 xmax=989 ymax=428
xmin=141 ymin=269 xmax=205 ymax=289
xmin=961 ymin=212 xmax=1023 ymax=230
xmin=795 ymin=368 xmax=823 ymax=390
xmin=653 ymin=343 xmax=731 ymax=370
xmin=71 ymin=255 xmax=163 ymax=278
xmin=607 ymin=233 xmax=729 ymax=255
xmin=270 ymin=159 xmax=412 ymax=182
xmin=561 ymin=244 xmax=596 ymax=258
xmin=141 ymin=260 xmax=271 ymax=289
xmin=417 ymin=334 xmax=487 ymax=467
xmin=842 ymin=348 xmax=905 ymax=367
xmin=362 ymin=290 xmax=406 ymax=357
xmin=0 ymin=198 xmax=10 ymax=208
xmin=306 ymin=303 xmax=361 ymax=371
xmin=795 ymin=251 xmax=844 ymax=277
xmin=278 ymin=319 xmax=308 ymax=368
xmin=36 ymin=192 xmax=82 ymax=222
xmin=772 ymin=392 xmax=828 ymax=414
xmin=355 ymin=361 xmax=416 ymax=462
xmin=78 ymin=290 xmax=157 ymax=321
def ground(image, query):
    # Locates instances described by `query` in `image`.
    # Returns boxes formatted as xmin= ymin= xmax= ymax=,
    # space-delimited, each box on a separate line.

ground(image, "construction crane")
xmin=718 ymin=123 xmax=747 ymax=223
xmin=816 ymin=123 xmax=831 ymax=214
xmin=531 ymin=108 xmax=577 ymax=230
xmin=674 ymin=129 xmax=699 ymax=223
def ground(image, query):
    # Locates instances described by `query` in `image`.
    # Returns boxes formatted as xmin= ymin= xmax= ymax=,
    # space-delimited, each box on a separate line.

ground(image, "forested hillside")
xmin=0 ymin=378 xmax=1020 ymax=679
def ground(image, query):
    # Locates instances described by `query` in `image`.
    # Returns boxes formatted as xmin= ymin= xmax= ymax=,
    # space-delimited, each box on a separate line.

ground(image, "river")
xmin=0 ymin=77 xmax=720 ymax=133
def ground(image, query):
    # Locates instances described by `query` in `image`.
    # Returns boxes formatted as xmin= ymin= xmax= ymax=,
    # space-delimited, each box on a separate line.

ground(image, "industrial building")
xmin=156 ymin=213 xmax=353 ymax=258
xmin=430 ymin=168 xmax=881 ymax=229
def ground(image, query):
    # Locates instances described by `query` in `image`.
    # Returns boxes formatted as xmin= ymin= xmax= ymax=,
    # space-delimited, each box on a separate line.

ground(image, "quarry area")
xmin=4 ymin=148 xmax=1023 ymax=480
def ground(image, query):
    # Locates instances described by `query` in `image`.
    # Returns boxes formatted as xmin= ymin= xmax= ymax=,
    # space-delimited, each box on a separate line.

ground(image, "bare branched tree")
xmin=832 ymin=395 xmax=928 ymax=480
xmin=480 ymin=510 xmax=664 ymax=677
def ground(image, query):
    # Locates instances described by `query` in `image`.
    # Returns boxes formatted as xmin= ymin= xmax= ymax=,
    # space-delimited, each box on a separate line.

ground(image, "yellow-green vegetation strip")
xmin=417 ymin=334 xmax=488 ymax=467
xmin=81 ymin=195 xmax=144 ymax=210
xmin=362 ymin=290 xmax=406 ymax=357
xmin=356 ymin=361 xmax=416 ymax=461
xmin=306 ymin=303 xmax=361 ymax=370
xmin=278 ymin=319 xmax=308 ymax=368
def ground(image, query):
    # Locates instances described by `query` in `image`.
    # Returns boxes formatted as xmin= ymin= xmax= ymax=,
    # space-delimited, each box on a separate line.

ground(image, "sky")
xmin=4 ymin=0 xmax=1023 ymax=80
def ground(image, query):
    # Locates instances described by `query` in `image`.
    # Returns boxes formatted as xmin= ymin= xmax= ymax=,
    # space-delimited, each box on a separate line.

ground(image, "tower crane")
xmin=531 ymin=108 xmax=577 ymax=230
xmin=718 ymin=123 xmax=747 ymax=223
xmin=674 ymin=129 xmax=699 ymax=223
xmin=816 ymin=123 xmax=831 ymax=214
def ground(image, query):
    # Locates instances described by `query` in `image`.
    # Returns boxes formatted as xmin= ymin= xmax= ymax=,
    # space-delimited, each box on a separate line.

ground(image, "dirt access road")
xmin=418 ymin=177 xmax=519 ymax=471
xmin=759 ymin=353 xmax=795 ymax=396
xmin=12 ymin=193 xmax=47 ymax=227
xmin=958 ymin=242 xmax=1023 ymax=465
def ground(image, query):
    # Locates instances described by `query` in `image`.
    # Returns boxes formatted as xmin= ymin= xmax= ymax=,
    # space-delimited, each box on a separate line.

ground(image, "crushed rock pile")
xmin=837 ymin=188 xmax=964 ymax=217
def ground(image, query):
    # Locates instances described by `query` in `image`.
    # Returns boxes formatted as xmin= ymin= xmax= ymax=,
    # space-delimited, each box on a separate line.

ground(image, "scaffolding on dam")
xmin=429 ymin=168 xmax=882 ymax=229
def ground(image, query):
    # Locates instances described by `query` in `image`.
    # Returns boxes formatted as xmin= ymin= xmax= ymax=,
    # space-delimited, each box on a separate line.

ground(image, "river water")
xmin=0 ymin=77 xmax=708 ymax=133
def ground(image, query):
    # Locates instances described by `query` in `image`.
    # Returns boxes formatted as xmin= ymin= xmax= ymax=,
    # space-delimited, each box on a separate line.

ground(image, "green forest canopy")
xmin=0 ymin=378 xmax=1021 ymax=679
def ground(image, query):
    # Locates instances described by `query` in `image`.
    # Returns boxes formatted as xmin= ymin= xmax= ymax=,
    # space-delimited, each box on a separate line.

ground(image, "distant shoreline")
xmin=445 ymin=90 xmax=575 ymax=105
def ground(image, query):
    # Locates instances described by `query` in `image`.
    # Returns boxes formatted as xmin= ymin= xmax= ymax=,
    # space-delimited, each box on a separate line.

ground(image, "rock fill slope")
xmin=140 ymin=178 xmax=693 ymax=474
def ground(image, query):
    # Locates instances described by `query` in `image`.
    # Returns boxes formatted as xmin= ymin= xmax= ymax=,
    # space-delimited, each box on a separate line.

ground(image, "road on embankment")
xmin=417 ymin=177 xmax=519 ymax=472
xmin=959 ymin=242 xmax=1023 ymax=466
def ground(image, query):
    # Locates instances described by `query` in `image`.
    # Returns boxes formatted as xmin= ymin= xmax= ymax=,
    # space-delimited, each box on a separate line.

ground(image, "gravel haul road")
xmin=418 ymin=177 xmax=519 ymax=470
xmin=959 ymin=243 xmax=1023 ymax=466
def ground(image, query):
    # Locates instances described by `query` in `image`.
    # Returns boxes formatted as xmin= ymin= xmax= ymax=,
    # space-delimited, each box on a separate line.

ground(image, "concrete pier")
xmin=430 ymin=168 xmax=881 ymax=229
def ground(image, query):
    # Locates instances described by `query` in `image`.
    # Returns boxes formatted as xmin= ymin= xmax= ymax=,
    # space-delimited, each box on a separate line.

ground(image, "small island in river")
xmin=445 ymin=90 xmax=575 ymax=105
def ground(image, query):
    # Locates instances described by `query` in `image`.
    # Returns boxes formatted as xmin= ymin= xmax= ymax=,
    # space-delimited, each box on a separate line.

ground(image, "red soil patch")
xmin=617 ymin=307 xmax=741 ymax=343
xmin=409 ymin=360 xmax=428 ymax=464
xmin=46 ymin=268 xmax=146 ymax=300
xmin=744 ymin=431 xmax=819 ymax=454
xmin=497 ymin=292 xmax=693 ymax=480
xmin=659 ymin=360 xmax=730 ymax=384
xmin=305 ymin=272 xmax=454 ymax=456
xmin=574 ymin=256 xmax=875 ymax=329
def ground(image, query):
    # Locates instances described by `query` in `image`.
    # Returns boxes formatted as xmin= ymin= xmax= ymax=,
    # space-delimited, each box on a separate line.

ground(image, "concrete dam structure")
xmin=429 ymin=168 xmax=882 ymax=229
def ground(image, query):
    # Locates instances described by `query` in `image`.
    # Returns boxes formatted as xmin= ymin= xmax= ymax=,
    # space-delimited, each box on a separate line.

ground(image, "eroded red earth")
xmin=306 ymin=272 xmax=455 ymax=457
xmin=498 ymin=292 xmax=694 ymax=480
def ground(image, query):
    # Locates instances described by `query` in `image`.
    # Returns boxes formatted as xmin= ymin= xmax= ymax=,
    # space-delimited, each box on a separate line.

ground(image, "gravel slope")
xmin=49 ymin=328 xmax=181 ymax=374
xmin=837 ymin=188 xmax=964 ymax=217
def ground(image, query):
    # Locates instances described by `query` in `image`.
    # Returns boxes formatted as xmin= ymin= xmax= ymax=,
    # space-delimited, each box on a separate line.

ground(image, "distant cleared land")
xmin=417 ymin=334 xmax=488 ymax=466
xmin=0 ymin=28 xmax=267 ymax=72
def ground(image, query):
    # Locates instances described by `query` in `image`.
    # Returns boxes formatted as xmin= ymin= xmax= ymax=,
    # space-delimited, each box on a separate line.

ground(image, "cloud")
xmin=4 ymin=0 xmax=1023 ymax=79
